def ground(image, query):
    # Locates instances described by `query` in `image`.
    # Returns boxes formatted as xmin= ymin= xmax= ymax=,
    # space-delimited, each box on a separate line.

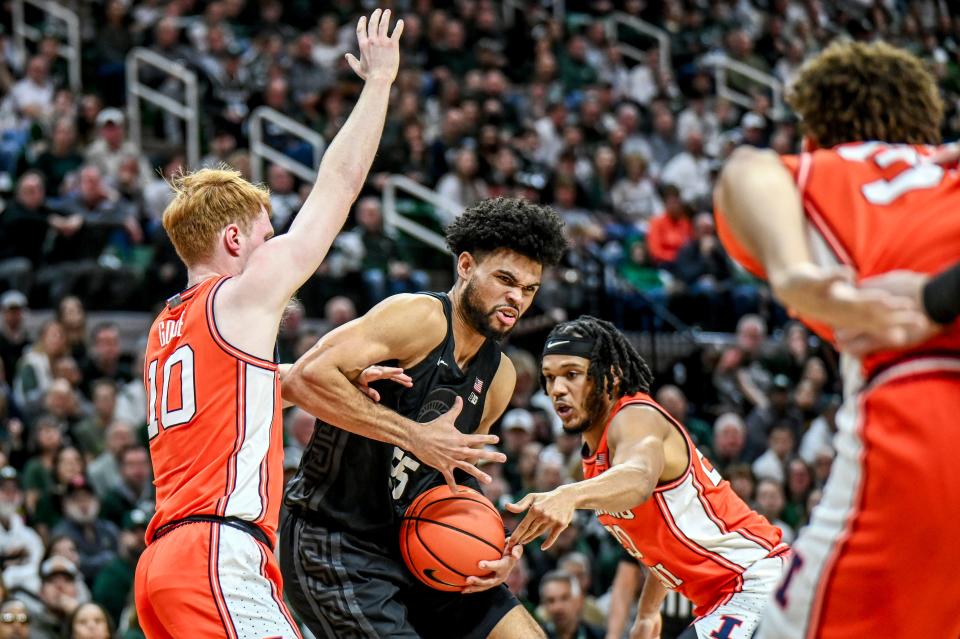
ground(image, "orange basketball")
xmin=400 ymin=484 xmax=506 ymax=592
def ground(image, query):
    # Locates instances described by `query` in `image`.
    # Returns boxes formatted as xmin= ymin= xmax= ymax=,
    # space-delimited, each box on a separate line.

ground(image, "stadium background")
xmin=0 ymin=0 xmax=955 ymax=637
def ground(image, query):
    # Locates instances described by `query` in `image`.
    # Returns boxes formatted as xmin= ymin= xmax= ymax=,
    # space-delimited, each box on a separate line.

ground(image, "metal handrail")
xmin=381 ymin=174 xmax=460 ymax=254
xmin=248 ymin=106 xmax=325 ymax=184
xmin=605 ymin=12 xmax=671 ymax=79
xmin=502 ymin=0 xmax=565 ymax=27
xmin=12 ymin=0 xmax=81 ymax=91
xmin=125 ymin=47 xmax=200 ymax=167
xmin=702 ymin=52 xmax=784 ymax=116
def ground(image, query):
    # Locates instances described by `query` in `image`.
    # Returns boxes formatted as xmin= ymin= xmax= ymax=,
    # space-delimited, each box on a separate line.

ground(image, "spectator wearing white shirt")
xmin=611 ymin=154 xmax=662 ymax=226
xmin=752 ymin=422 xmax=795 ymax=484
xmin=84 ymin=109 xmax=152 ymax=189
xmin=9 ymin=56 xmax=54 ymax=123
xmin=660 ymin=127 xmax=712 ymax=206
xmin=0 ymin=467 xmax=44 ymax=594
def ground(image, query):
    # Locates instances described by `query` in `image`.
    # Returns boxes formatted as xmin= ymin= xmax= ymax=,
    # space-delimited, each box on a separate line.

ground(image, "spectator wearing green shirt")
xmin=92 ymin=508 xmax=147 ymax=627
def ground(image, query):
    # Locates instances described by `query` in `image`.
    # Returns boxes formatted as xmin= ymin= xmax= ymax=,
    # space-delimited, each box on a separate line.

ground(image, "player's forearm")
xmin=288 ymin=78 xmax=393 ymax=239
xmin=281 ymin=354 xmax=415 ymax=449
xmin=566 ymin=464 xmax=655 ymax=513
xmin=716 ymin=147 xmax=811 ymax=287
xmin=637 ymin=570 xmax=668 ymax=617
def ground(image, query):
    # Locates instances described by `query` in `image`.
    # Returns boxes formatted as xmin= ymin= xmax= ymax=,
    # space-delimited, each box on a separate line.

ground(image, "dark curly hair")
xmin=445 ymin=198 xmax=566 ymax=266
xmin=788 ymin=40 xmax=942 ymax=148
xmin=543 ymin=316 xmax=654 ymax=404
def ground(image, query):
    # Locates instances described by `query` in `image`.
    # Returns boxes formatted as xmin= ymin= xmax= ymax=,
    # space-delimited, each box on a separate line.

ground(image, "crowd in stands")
xmin=1 ymin=0 xmax=957 ymax=637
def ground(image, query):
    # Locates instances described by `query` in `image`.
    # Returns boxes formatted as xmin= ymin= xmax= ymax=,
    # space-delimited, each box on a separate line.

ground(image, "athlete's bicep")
xmin=477 ymin=354 xmax=516 ymax=434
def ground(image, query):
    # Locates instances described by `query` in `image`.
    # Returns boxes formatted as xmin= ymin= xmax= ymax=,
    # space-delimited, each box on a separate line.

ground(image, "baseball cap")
xmin=0 ymin=290 xmax=27 ymax=310
xmin=96 ymin=107 xmax=125 ymax=127
xmin=771 ymin=374 xmax=792 ymax=392
xmin=40 ymin=556 xmax=78 ymax=581
xmin=0 ymin=466 xmax=19 ymax=487
xmin=502 ymin=408 xmax=534 ymax=433
xmin=122 ymin=508 xmax=150 ymax=531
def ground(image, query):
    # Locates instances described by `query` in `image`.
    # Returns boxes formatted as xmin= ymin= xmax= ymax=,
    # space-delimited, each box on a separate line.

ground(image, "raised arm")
xmin=281 ymin=294 xmax=505 ymax=489
xmin=234 ymin=9 xmax=403 ymax=308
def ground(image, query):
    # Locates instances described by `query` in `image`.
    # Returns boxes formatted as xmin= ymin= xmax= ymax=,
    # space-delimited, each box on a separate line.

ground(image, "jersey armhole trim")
xmin=205 ymin=276 xmax=279 ymax=370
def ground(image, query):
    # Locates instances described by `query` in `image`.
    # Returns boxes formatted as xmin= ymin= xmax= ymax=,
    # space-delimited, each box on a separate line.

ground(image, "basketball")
xmin=400 ymin=484 xmax=506 ymax=592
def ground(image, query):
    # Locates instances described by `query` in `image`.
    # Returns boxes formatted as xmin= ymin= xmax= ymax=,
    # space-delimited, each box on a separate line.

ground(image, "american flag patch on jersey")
xmin=597 ymin=453 xmax=607 ymax=465
xmin=473 ymin=377 xmax=484 ymax=393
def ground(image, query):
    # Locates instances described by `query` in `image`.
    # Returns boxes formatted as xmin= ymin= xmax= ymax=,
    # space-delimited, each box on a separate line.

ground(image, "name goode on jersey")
xmin=158 ymin=317 xmax=184 ymax=347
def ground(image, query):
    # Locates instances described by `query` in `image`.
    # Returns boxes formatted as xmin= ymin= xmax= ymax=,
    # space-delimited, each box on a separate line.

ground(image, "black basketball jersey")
xmin=284 ymin=292 xmax=503 ymax=546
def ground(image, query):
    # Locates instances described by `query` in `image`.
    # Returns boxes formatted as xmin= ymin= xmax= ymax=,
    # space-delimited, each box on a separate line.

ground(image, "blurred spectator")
xmin=660 ymin=128 xmax=711 ymax=206
xmin=0 ymin=174 xmax=53 ymax=295
xmin=711 ymin=413 xmax=749 ymax=474
xmin=87 ymin=421 xmax=135 ymax=498
xmin=655 ymin=385 xmax=712 ymax=449
xmin=284 ymin=409 xmax=316 ymax=463
xmin=83 ymin=109 xmax=150 ymax=189
xmin=713 ymin=315 xmax=772 ymax=413
xmin=80 ymin=323 xmax=132 ymax=398
xmin=12 ymin=320 xmax=67 ymax=413
xmin=0 ymin=599 xmax=31 ymax=639
xmin=752 ymin=422 xmax=796 ymax=484
xmin=92 ymin=508 xmax=147 ymax=626
xmin=556 ymin=553 xmax=605 ymax=628
xmin=51 ymin=476 xmax=118 ymax=584
xmin=0 ymin=467 xmax=44 ymax=594
xmin=73 ymin=380 xmax=117 ymax=459
xmin=16 ymin=556 xmax=85 ymax=637
xmin=539 ymin=569 xmax=604 ymax=639
xmin=672 ymin=212 xmax=736 ymax=330
xmin=436 ymin=148 xmax=488 ymax=209
xmin=0 ymin=292 xmax=29 ymax=380
xmin=8 ymin=56 xmax=53 ymax=124
xmin=316 ymin=296 xmax=357 ymax=336
xmin=610 ymin=154 xmax=662 ymax=225
xmin=98 ymin=446 xmax=152 ymax=527
xmin=30 ymin=444 xmax=85 ymax=534
xmin=783 ymin=458 xmax=814 ymax=530
xmin=646 ymin=185 xmax=691 ymax=267
xmin=726 ymin=463 xmax=756 ymax=504
xmin=267 ymin=165 xmax=301 ymax=232
xmin=745 ymin=374 xmax=802 ymax=459
xmin=56 ymin=296 xmax=88 ymax=363
xmin=754 ymin=478 xmax=794 ymax=543
xmin=31 ymin=119 xmax=84 ymax=197
xmin=65 ymin=601 xmax=114 ymax=639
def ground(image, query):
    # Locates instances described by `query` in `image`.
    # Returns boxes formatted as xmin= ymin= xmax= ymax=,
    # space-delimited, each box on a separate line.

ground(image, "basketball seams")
xmin=412 ymin=515 xmax=469 ymax=579
xmin=403 ymin=514 xmax=504 ymax=555
xmin=416 ymin=493 xmax=502 ymax=520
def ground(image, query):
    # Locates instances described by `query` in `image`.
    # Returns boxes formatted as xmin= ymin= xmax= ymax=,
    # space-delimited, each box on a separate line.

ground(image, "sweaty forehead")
xmin=478 ymin=249 xmax=542 ymax=278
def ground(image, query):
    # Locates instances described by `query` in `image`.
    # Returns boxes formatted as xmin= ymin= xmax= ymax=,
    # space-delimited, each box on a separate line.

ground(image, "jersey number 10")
xmin=147 ymin=344 xmax=197 ymax=439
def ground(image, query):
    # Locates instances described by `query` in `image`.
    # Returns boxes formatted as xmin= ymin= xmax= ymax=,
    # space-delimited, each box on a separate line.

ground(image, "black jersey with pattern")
xmin=283 ymin=292 xmax=503 ymax=546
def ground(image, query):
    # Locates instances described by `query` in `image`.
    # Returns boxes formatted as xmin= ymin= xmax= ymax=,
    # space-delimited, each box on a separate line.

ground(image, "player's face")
xmin=459 ymin=249 xmax=541 ymax=340
xmin=542 ymin=355 xmax=604 ymax=434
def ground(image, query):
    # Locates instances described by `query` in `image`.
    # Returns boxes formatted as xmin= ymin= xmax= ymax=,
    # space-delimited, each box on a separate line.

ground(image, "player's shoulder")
xmin=363 ymin=293 xmax=448 ymax=340
xmin=609 ymin=401 xmax=673 ymax=442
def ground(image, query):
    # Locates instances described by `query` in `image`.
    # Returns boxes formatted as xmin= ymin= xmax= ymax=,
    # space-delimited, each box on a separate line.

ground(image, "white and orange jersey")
xmin=716 ymin=143 xmax=960 ymax=384
xmin=143 ymin=275 xmax=284 ymax=546
xmin=583 ymin=394 xmax=788 ymax=615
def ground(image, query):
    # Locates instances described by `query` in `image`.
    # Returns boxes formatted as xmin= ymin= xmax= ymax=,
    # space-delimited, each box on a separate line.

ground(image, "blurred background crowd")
xmin=0 ymin=0 xmax=956 ymax=637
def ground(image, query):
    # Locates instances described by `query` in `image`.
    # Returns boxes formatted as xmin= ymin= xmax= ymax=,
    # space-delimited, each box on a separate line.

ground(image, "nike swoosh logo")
xmin=546 ymin=340 xmax=569 ymax=349
xmin=438 ymin=359 xmax=448 ymax=366
xmin=423 ymin=568 xmax=460 ymax=588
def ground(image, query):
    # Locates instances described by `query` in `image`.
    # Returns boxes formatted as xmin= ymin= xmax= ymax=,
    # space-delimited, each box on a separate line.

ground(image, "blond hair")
xmin=162 ymin=167 xmax=271 ymax=266
xmin=788 ymin=40 xmax=943 ymax=148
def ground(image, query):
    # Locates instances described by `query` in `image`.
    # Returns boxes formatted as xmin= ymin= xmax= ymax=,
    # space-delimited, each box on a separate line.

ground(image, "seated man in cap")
xmin=84 ymin=107 xmax=152 ymax=190
xmin=14 ymin=556 xmax=84 ymax=638
xmin=51 ymin=476 xmax=119 ymax=584
xmin=0 ymin=466 xmax=44 ymax=594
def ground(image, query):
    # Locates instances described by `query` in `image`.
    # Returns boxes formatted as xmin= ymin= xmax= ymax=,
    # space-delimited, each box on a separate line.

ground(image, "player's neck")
xmin=186 ymin=258 xmax=235 ymax=288
xmin=448 ymin=288 xmax=487 ymax=368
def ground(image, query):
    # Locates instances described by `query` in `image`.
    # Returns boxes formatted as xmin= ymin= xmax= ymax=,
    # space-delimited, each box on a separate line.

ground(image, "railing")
xmin=605 ymin=12 xmax=671 ymax=79
xmin=381 ymin=175 xmax=460 ymax=254
xmin=12 ymin=0 xmax=81 ymax=91
xmin=248 ymin=106 xmax=325 ymax=184
xmin=502 ymin=0 xmax=565 ymax=27
xmin=702 ymin=52 xmax=784 ymax=116
xmin=125 ymin=47 xmax=200 ymax=167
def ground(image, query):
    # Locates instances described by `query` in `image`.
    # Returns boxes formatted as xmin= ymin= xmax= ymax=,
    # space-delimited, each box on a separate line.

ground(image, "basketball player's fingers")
xmin=366 ymin=9 xmax=381 ymax=40
xmin=443 ymin=395 xmax=464 ymax=421
xmin=345 ymin=53 xmax=362 ymax=76
xmin=541 ymin=525 xmax=565 ymax=550
xmin=454 ymin=460 xmax=491 ymax=485
xmin=462 ymin=433 xmax=500 ymax=449
xmin=440 ymin=467 xmax=458 ymax=493
xmin=378 ymin=9 xmax=391 ymax=39
xmin=505 ymin=493 xmax=535 ymax=514
xmin=463 ymin=446 xmax=505 ymax=464
xmin=391 ymin=18 xmax=404 ymax=41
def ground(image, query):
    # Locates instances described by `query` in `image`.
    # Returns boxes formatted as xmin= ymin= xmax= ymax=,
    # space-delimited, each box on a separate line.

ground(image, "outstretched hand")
xmin=354 ymin=365 xmax=412 ymax=402
xmin=461 ymin=544 xmax=523 ymax=594
xmin=345 ymin=8 xmax=404 ymax=83
xmin=506 ymin=488 xmax=577 ymax=550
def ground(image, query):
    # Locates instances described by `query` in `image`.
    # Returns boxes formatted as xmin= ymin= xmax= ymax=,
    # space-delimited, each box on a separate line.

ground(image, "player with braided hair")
xmin=510 ymin=317 xmax=789 ymax=639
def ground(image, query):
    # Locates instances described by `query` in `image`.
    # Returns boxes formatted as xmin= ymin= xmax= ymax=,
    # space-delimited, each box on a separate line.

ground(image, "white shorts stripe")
xmin=224 ymin=363 xmax=274 ymax=520
xmin=216 ymin=526 xmax=299 ymax=639
xmin=756 ymin=384 xmax=866 ymax=639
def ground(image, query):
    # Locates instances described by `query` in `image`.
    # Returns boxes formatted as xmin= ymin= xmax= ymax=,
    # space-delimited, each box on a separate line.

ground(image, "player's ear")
xmin=456 ymin=252 xmax=475 ymax=280
xmin=223 ymin=223 xmax=242 ymax=256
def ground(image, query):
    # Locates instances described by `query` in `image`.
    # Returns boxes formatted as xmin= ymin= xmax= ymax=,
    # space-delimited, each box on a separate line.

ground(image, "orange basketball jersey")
xmin=716 ymin=143 xmax=960 ymax=379
xmin=583 ymin=394 xmax=788 ymax=615
xmin=143 ymin=276 xmax=283 ymax=546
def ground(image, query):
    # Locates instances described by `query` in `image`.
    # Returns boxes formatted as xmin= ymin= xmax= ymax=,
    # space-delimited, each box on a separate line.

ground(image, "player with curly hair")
xmin=280 ymin=197 xmax=566 ymax=638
